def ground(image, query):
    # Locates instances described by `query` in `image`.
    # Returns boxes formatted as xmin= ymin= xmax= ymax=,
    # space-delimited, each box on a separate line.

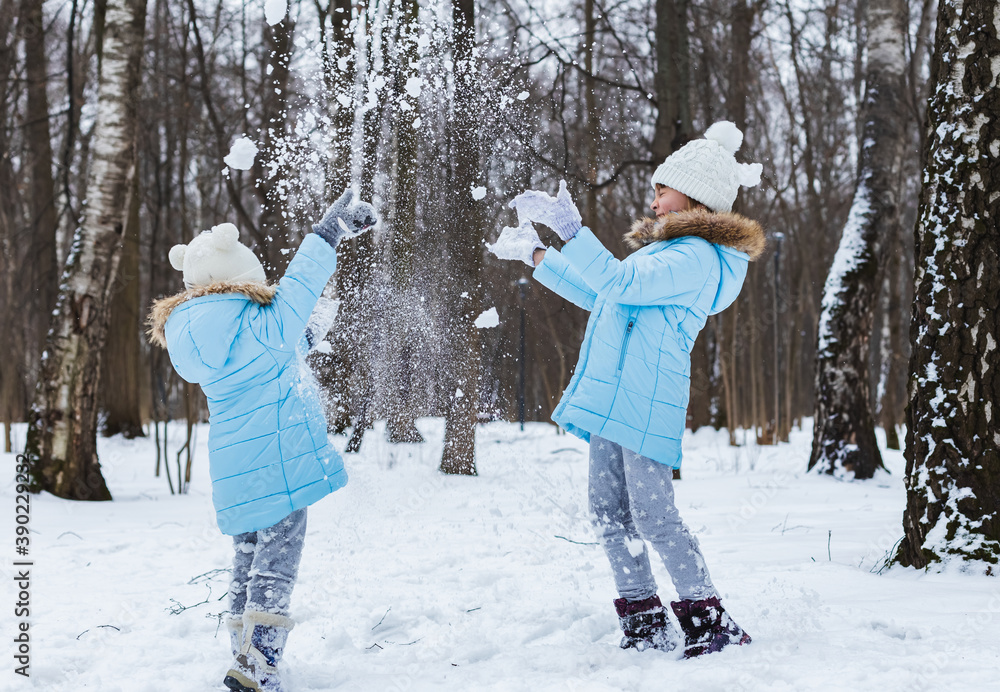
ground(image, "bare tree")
xmin=440 ymin=0 xmax=482 ymax=475
xmin=19 ymin=0 xmax=60 ymax=354
xmin=808 ymin=0 xmax=906 ymax=478
xmin=383 ymin=0 xmax=425 ymax=443
xmin=652 ymin=0 xmax=693 ymax=159
xmin=897 ymin=0 xmax=1000 ymax=569
xmin=25 ymin=0 xmax=148 ymax=500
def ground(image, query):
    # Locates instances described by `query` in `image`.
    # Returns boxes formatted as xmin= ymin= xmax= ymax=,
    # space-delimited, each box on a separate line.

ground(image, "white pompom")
xmin=168 ymin=244 xmax=187 ymax=271
xmin=738 ymin=162 xmax=763 ymax=187
xmin=209 ymin=223 xmax=240 ymax=249
xmin=704 ymin=121 xmax=743 ymax=154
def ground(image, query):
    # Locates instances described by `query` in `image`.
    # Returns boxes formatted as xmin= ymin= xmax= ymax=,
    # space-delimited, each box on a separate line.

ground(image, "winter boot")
xmin=614 ymin=595 xmax=681 ymax=652
xmin=670 ymin=596 xmax=751 ymax=658
xmin=226 ymin=614 xmax=243 ymax=657
xmin=224 ymin=610 xmax=294 ymax=692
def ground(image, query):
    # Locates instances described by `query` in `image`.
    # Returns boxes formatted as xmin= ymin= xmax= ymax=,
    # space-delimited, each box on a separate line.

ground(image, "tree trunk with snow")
xmin=253 ymin=13 xmax=296 ymax=274
xmin=808 ymin=0 xmax=906 ymax=478
xmin=896 ymin=0 xmax=1000 ymax=570
xmin=440 ymin=0 xmax=481 ymax=476
xmin=384 ymin=0 xmax=425 ymax=444
xmin=24 ymin=0 xmax=147 ymax=500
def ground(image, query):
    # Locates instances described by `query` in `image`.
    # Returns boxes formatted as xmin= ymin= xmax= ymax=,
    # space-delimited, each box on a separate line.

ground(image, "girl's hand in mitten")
xmin=509 ymin=180 xmax=582 ymax=242
xmin=487 ymin=220 xmax=546 ymax=267
xmin=312 ymin=189 xmax=379 ymax=247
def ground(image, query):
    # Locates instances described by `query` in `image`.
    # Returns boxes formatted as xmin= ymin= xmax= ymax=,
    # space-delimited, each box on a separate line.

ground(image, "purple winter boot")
xmin=614 ymin=595 xmax=681 ymax=652
xmin=670 ymin=596 xmax=751 ymax=658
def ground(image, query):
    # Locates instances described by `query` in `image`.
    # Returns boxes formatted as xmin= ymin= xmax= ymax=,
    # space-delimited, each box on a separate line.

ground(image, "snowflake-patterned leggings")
xmin=229 ymin=508 xmax=307 ymax=617
xmin=589 ymin=435 xmax=716 ymax=602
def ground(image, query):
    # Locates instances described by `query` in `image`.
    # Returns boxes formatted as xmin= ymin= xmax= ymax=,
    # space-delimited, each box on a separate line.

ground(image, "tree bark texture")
xmin=19 ymin=0 xmax=61 ymax=354
xmin=897 ymin=0 xmax=1000 ymax=570
xmin=100 ymin=174 xmax=147 ymax=437
xmin=652 ymin=0 xmax=692 ymax=161
xmin=25 ymin=0 xmax=147 ymax=500
xmin=253 ymin=14 xmax=296 ymax=274
xmin=809 ymin=0 xmax=906 ymax=478
xmin=0 ymin=0 xmax=29 ymax=428
xmin=440 ymin=0 xmax=481 ymax=476
xmin=384 ymin=0 xmax=424 ymax=444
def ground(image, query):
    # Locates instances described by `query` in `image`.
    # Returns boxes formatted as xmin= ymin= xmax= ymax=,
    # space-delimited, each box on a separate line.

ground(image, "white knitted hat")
xmin=168 ymin=223 xmax=265 ymax=289
xmin=650 ymin=121 xmax=763 ymax=212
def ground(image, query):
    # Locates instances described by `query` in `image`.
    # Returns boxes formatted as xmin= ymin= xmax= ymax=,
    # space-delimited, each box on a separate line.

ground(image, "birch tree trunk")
xmin=808 ymin=0 xmax=906 ymax=478
xmin=897 ymin=0 xmax=1000 ymax=570
xmin=440 ymin=0 xmax=481 ymax=476
xmin=24 ymin=0 xmax=147 ymax=500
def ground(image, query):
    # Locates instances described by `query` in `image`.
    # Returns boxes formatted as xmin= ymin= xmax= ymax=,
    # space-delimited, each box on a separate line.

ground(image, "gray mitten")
xmin=312 ymin=189 xmax=378 ymax=247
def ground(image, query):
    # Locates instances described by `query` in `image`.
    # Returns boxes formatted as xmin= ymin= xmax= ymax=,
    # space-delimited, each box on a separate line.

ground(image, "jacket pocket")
xmin=616 ymin=316 xmax=636 ymax=375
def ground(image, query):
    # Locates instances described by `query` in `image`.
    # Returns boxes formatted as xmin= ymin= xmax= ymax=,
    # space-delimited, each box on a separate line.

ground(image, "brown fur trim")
xmin=624 ymin=208 xmax=766 ymax=260
xmin=147 ymin=281 xmax=276 ymax=348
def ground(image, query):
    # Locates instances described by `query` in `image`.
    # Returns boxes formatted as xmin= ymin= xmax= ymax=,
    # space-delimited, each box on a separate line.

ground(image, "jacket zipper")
xmin=617 ymin=318 xmax=635 ymax=374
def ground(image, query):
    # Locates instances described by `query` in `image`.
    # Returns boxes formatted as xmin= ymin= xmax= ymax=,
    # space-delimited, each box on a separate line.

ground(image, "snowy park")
xmin=3 ymin=0 xmax=999 ymax=690
xmin=5 ymin=419 xmax=999 ymax=691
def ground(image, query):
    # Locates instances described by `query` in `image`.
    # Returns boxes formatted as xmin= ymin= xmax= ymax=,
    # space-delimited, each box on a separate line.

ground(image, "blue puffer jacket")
xmin=150 ymin=233 xmax=346 ymax=535
xmin=532 ymin=209 xmax=764 ymax=467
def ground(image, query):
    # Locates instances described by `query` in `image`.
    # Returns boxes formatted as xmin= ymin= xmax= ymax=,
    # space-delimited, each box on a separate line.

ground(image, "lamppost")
xmin=517 ymin=276 xmax=529 ymax=431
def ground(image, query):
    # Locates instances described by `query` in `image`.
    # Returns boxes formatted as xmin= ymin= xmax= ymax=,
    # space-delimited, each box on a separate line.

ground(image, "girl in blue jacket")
xmin=149 ymin=190 xmax=376 ymax=692
xmin=490 ymin=122 xmax=765 ymax=658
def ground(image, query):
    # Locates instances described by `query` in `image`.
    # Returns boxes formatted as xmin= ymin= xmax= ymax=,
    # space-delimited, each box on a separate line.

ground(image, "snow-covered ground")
xmin=3 ymin=420 xmax=998 ymax=691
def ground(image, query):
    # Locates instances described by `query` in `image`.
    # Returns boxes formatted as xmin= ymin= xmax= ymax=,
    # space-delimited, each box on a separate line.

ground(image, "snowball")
xmin=704 ymin=121 xmax=743 ymax=154
xmin=314 ymin=341 xmax=333 ymax=354
xmin=264 ymin=0 xmax=287 ymax=26
xmin=738 ymin=162 xmax=763 ymax=187
xmin=474 ymin=307 xmax=500 ymax=329
xmin=455 ymin=388 xmax=464 ymax=398
xmin=517 ymin=91 xmax=529 ymax=101
xmin=405 ymin=77 xmax=424 ymax=98
xmin=471 ymin=186 xmax=487 ymax=201
xmin=224 ymin=137 xmax=258 ymax=170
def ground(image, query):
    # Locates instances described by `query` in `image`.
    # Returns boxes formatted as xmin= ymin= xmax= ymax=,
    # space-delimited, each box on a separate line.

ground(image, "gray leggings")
xmin=229 ymin=508 xmax=307 ymax=617
xmin=589 ymin=435 xmax=717 ymax=602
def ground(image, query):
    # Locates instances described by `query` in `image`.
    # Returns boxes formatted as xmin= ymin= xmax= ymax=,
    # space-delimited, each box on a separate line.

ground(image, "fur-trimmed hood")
xmin=147 ymin=280 xmax=276 ymax=349
xmin=624 ymin=208 xmax=766 ymax=260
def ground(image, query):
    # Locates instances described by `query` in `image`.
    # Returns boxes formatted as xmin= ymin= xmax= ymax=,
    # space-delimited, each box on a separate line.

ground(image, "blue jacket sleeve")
xmin=248 ymin=233 xmax=338 ymax=352
xmin=532 ymin=246 xmax=597 ymax=311
xmin=560 ymin=227 xmax=716 ymax=307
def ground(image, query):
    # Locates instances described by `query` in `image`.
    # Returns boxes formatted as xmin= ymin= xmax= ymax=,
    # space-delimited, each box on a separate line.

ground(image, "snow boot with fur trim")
xmin=614 ymin=595 xmax=681 ymax=652
xmin=224 ymin=611 xmax=294 ymax=692
xmin=670 ymin=596 xmax=750 ymax=658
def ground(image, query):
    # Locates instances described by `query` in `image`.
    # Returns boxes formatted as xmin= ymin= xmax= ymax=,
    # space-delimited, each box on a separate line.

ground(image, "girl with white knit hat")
xmin=490 ymin=122 xmax=764 ymax=658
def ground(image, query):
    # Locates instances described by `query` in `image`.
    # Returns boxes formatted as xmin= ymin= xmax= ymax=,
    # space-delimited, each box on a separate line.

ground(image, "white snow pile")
xmin=471 ymin=186 xmax=487 ymax=201
xmin=224 ymin=137 xmax=259 ymax=170
xmin=5 ymin=421 xmax=1000 ymax=690
xmin=474 ymin=307 xmax=499 ymax=329
xmin=264 ymin=0 xmax=287 ymax=26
